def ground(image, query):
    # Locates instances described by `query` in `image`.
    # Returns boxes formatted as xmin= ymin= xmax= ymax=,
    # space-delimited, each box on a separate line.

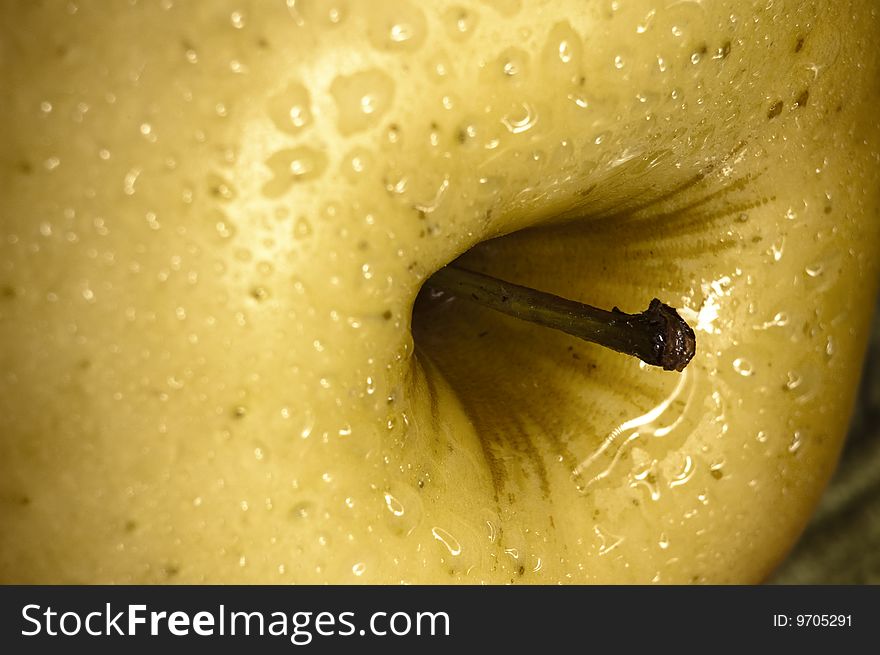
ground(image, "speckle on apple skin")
xmin=0 ymin=0 xmax=878 ymax=584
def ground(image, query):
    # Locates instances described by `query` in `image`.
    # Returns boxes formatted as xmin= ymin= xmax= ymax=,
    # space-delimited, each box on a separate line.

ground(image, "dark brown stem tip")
xmin=643 ymin=299 xmax=696 ymax=372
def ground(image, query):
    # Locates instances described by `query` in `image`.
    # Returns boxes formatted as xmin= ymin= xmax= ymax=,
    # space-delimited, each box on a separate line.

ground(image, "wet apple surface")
xmin=1 ymin=0 xmax=878 ymax=583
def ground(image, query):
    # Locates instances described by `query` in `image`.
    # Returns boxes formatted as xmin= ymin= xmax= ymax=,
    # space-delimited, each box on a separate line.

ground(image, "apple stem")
xmin=425 ymin=264 xmax=696 ymax=372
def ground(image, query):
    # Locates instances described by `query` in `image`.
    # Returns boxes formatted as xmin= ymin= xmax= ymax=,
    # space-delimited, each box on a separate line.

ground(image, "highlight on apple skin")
xmin=0 ymin=0 xmax=878 ymax=583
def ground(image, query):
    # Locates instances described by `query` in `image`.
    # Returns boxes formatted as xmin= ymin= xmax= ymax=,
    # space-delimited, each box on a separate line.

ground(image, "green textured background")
xmin=770 ymin=300 xmax=880 ymax=584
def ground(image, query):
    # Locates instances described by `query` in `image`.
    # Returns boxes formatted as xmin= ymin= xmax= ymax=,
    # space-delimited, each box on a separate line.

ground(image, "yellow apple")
xmin=1 ymin=0 xmax=878 ymax=583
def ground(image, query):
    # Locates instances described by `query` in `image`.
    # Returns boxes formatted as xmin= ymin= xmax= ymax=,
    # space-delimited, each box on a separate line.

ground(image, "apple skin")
xmin=0 ymin=0 xmax=878 ymax=583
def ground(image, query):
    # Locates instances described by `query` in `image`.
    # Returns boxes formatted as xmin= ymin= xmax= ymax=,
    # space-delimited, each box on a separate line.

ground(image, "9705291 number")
xmin=797 ymin=615 xmax=852 ymax=627
xmin=773 ymin=614 xmax=852 ymax=627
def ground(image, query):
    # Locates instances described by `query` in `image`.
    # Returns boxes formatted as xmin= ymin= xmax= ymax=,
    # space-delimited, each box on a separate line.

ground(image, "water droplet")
xmin=732 ymin=357 xmax=754 ymax=377
xmin=803 ymin=253 xmax=841 ymax=294
xmin=207 ymin=172 xmax=237 ymax=202
xmin=361 ymin=94 xmax=378 ymax=114
xmin=636 ymin=9 xmax=656 ymax=33
xmin=558 ymin=40 xmax=573 ymax=63
xmin=456 ymin=122 xmax=480 ymax=145
xmin=352 ymin=562 xmax=366 ymax=576
xmin=668 ymin=454 xmax=695 ymax=488
xmin=214 ymin=213 xmax=237 ymax=240
xmin=501 ymin=102 xmax=538 ymax=134
xmin=263 ymin=147 xmax=328 ymax=197
xmin=569 ymin=93 xmax=590 ymax=109
xmin=341 ymin=147 xmax=374 ymax=182
xmin=825 ymin=336 xmax=835 ymax=359
xmin=631 ymin=464 xmax=661 ymax=501
xmin=490 ymin=47 xmax=529 ymax=81
xmin=445 ymin=6 xmax=479 ymax=41
xmin=228 ymin=59 xmax=247 ymax=74
xmin=390 ymin=23 xmax=411 ymax=42
xmin=288 ymin=0 xmax=350 ymax=26
xmin=575 ymin=371 xmax=694 ymax=493
xmin=330 ymin=69 xmax=395 ymax=135
xmin=294 ymin=216 xmax=312 ymax=239
xmin=788 ymin=430 xmax=803 ymax=454
xmin=291 ymin=501 xmax=312 ymax=520
xmin=542 ymin=21 xmax=583 ymax=75
xmin=753 ymin=311 xmax=789 ymax=331
xmin=367 ymin=1 xmax=426 ymax=51
xmin=431 ymin=526 xmax=462 ymax=556
xmin=384 ymin=174 xmax=407 ymax=195
xmin=230 ymin=10 xmax=245 ymax=29
xmin=383 ymin=492 xmax=404 ymax=517
xmin=300 ymin=411 xmax=315 ymax=439
xmin=381 ymin=484 xmax=422 ymax=536
xmin=594 ymin=524 xmax=624 ymax=556
xmin=769 ymin=237 xmax=785 ymax=262
xmin=267 ymin=82 xmax=312 ymax=134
